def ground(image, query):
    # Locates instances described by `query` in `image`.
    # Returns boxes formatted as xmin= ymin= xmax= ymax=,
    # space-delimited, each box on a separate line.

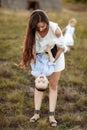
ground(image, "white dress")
xmin=63 ymin=25 xmax=75 ymax=46
xmin=35 ymin=21 xmax=67 ymax=72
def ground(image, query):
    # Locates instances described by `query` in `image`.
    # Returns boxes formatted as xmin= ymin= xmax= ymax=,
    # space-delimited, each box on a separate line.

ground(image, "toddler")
xmin=30 ymin=45 xmax=56 ymax=91
xmin=62 ymin=18 xmax=77 ymax=47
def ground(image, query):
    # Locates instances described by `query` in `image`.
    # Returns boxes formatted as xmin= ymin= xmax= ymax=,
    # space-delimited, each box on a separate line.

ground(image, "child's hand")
xmin=45 ymin=45 xmax=51 ymax=53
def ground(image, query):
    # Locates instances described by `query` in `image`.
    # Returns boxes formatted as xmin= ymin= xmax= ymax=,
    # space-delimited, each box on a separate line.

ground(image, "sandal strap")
xmin=48 ymin=111 xmax=55 ymax=116
xmin=34 ymin=110 xmax=40 ymax=114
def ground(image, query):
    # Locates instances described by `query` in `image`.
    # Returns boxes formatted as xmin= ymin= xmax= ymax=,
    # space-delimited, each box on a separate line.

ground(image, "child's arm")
xmin=62 ymin=27 xmax=66 ymax=34
xmin=73 ymin=33 xmax=76 ymax=39
xmin=46 ymin=45 xmax=55 ymax=62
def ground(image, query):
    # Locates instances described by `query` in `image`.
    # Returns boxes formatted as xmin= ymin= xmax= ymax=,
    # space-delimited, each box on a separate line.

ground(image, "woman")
xmin=20 ymin=9 xmax=67 ymax=127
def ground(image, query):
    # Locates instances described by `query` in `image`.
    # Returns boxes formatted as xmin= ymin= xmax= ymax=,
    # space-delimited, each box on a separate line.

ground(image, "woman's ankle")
xmin=49 ymin=112 xmax=56 ymax=122
xmin=34 ymin=110 xmax=40 ymax=117
xmin=30 ymin=111 xmax=40 ymax=122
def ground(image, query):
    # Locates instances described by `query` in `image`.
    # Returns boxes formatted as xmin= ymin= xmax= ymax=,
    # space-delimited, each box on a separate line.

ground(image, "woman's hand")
xmin=18 ymin=62 xmax=26 ymax=70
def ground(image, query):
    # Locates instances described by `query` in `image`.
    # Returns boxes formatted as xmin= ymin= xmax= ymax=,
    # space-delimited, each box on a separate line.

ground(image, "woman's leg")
xmin=34 ymin=88 xmax=43 ymax=110
xmin=30 ymin=88 xmax=43 ymax=122
xmin=49 ymin=71 xmax=61 ymax=126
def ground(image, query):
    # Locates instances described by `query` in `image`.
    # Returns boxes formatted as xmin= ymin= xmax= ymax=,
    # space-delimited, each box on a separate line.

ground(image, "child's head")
xmin=35 ymin=74 xmax=49 ymax=91
xmin=69 ymin=18 xmax=77 ymax=27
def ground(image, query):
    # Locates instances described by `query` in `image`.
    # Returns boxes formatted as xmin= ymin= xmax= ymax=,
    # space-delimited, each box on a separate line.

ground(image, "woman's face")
xmin=37 ymin=22 xmax=47 ymax=32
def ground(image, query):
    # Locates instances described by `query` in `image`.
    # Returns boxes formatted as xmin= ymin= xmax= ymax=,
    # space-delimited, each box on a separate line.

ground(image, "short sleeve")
xmin=49 ymin=21 xmax=62 ymax=35
xmin=49 ymin=21 xmax=69 ymax=53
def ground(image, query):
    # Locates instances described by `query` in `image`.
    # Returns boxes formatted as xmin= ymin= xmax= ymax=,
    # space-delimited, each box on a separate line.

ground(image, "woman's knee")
xmin=49 ymin=81 xmax=58 ymax=90
xmin=49 ymin=72 xmax=61 ymax=90
xmin=49 ymin=77 xmax=58 ymax=90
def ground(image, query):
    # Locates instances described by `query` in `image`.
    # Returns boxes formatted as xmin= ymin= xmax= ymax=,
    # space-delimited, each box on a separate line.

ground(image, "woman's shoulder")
xmin=49 ymin=21 xmax=59 ymax=33
xmin=49 ymin=21 xmax=58 ymax=28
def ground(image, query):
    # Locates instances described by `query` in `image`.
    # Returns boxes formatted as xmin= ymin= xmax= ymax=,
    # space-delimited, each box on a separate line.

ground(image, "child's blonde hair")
xmin=69 ymin=18 xmax=77 ymax=25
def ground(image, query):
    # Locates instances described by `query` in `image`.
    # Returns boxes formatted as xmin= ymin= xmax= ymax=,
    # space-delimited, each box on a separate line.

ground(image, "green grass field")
xmin=0 ymin=7 xmax=87 ymax=130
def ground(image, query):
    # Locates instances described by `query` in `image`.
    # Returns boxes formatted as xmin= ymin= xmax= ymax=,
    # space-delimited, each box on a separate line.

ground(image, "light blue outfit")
xmin=30 ymin=53 xmax=55 ymax=77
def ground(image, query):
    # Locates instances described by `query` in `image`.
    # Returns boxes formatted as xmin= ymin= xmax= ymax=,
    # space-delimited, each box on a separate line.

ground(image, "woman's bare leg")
xmin=49 ymin=72 xmax=61 ymax=126
xmin=34 ymin=88 xmax=43 ymax=110
xmin=30 ymin=88 xmax=43 ymax=122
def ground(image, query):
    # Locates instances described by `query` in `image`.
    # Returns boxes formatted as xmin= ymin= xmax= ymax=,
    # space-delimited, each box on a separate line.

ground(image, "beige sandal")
xmin=30 ymin=110 xmax=40 ymax=122
xmin=49 ymin=112 xmax=57 ymax=127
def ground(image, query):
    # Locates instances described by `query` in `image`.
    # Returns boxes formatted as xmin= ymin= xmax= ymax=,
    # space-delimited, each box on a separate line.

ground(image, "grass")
xmin=0 ymin=7 xmax=87 ymax=130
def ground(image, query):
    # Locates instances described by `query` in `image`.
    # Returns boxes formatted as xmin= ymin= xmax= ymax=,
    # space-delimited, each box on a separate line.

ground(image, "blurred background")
xmin=0 ymin=0 xmax=87 ymax=11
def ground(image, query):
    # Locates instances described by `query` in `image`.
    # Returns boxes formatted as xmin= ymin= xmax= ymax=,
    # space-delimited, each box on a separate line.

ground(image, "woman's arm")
xmin=54 ymin=47 xmax=64 ymax=62
xmin=55 ymin=28 xmax=61 ymax=38
xmin=54 ymin=28 xmax=64 ymax=62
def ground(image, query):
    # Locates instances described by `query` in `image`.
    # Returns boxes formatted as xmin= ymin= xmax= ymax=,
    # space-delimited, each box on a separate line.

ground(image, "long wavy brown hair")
xmin=21 ymin=9 xmax=49 ymax=67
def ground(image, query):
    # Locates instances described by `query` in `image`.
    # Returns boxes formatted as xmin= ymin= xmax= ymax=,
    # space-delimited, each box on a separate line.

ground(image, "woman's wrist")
xmin=51 ymin=57 xmax=55 ymax=63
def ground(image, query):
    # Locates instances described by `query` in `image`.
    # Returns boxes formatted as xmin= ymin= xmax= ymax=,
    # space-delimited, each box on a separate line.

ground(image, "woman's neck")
xmin=38 ymin=27 xmax=49 ymax=38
